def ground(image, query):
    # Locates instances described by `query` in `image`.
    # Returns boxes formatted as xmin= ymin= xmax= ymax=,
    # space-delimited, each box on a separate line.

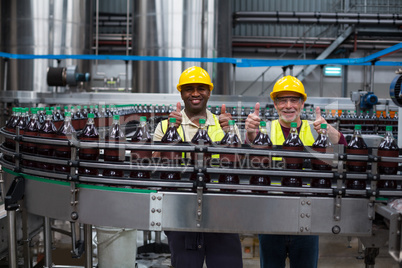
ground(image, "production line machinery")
xmin=1 ymin=126 xmax=402 ymax=267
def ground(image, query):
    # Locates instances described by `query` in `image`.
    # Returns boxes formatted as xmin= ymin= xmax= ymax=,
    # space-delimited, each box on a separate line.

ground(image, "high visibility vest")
xmin=161 ymin=114 xmax=225 ymax=159
xmin=270 ymin=120 xmax=315 ymax=161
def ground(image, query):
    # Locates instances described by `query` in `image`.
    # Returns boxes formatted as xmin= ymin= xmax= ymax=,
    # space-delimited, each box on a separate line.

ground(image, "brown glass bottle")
xmin=190 ymin=118 xmax=212 ymax=165
xmin=16 ymin=108 xmax=29 ymax=157
xmin=249 ymin=121 xmax=271 ymax=193
xmin=55 ymin=112 xmax=76 ymax=173
xmin=103 ymin=115 xmax=126 ymax=177
xmin=219 ymin=120 xmax=242 ymax=165
xmin=377 ymin=126 xmax=398 ymax=189
xmin=3 ymin=107 xmax=21 ymax=154
xmin=22 ymin=108 xmax=41 ymax=167
xmin=250 ymin=121 xmax=272 ymax=167
xmin=346 ymin=125 xmax=367 ymax=190
xmin=311 ymin=123 xmax=332 ymax=189
xmin=37 ymin=110 xmax=58 ymax=170
xmin=160 ymin=117 xmax=182 ymax=181
xmin=130 ymin=116 xmax=152 ymax=179
xmin=218 ymin=120 xmax=241 ymax=191
xmin=282 ymin=122 xmax=304 ymax=188
xmin=78 ymin=113 xmax=99 ymax=176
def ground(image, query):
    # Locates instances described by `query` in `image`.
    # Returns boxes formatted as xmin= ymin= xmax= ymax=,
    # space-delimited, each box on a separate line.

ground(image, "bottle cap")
xmin=260 ymin=121 xmax=266 ymax=127
xmin=77 ymin=106 xmax=81 ymax=109
xmin=169 ymin=117 xmax=177 ymax=123
xmin=321 ymin=123 xmax=327 ymax=128
xmin=30 ymin=107 xmax=36 ymax=112
xmin=50 ymin=107 xmax=54 ymax=110
xmin=57 ymin=106 xmax=61 ymax=110
xmin=46 ymin=110 xmax=52 ymax=115
xmin=70 ymin=106 xmax=75 ymax=109
xmin=84 ymin=106 xmax=88 ymax=109
xmin=140 ymin=116 xmax=147 ymax=122
xmin=15 ymin=107 xmax=22 ymax=113
xmin=290 ymin=122 xmax=297 ymax=128
xmin=228 ymin=120 xmax=235 ymax=126
xmin=64 ymin=106 xmax=69 ymax=110
xmin=199 ymin=118 xmax=206 ymax=125
xmin=113 ymin=115 xmax=120 ymax=120
xmin=386 ymin=126 xmax=393 ymax=131
xmin=88 ymin=113 xmax=94 ymax=118
xmin=90 ymin=105 xmax=94 ymax=108
xmin=45 ymin=107 xmax=49 ymax=111
xmin=65 ymin=112 xmax=71 ymax=117
xmin=355 ymin=125 xmax=361 ymax=130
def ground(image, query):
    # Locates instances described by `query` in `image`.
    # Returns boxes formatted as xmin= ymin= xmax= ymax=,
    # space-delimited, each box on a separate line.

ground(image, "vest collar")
xmin=181 ymin=109 xmax=216 ymax=127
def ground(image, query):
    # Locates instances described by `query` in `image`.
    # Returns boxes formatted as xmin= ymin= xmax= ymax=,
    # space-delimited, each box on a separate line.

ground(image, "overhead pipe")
xmin=234 ymin=11 xmax=402 ymax=20
xmin=234 ymin=17 xmax=402 ymax=26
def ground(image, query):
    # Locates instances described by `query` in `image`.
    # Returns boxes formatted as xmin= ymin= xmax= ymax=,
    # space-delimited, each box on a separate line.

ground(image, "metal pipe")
xmin=342 ymin=65 xmax=348 ymax=98
xmin=44 ymin=217 xmax=53 ymax=268
xmin=8 ymin=210 xmax=18 ymax=268
xmin=84 ymin=224 xmax=93 ymax=268
xmin=232 ymin=64 xmax=236 ymax=95
xmin=22 ymin=208 xmax=32 ymax=268
xmin=370 ymin=62 xmax=376 ymax=92
xmin=3 ymin=59 xmax=8 ymax=91
xmin=234 ymin=11 xmax=401 ymax=20
xmin=234 ymin=17 xmax=402 ymax=26
xmin=319 ymin=65 xmax=324 ymax=97
xmin=201 ymin=0 xmax=207 ymax=69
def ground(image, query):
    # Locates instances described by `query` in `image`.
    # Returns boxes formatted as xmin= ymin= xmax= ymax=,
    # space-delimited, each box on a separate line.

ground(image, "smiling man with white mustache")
xmin=245 ymin=75 xmax=347 ymax=268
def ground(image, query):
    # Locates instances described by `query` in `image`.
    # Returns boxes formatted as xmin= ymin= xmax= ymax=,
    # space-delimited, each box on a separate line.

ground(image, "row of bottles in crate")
xmin=3 ymin=106 xmax=399 ymax=192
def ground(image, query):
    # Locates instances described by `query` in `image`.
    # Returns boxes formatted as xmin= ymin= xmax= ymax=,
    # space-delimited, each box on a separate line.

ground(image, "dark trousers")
xmin=258 ymin=234 xmax=319 ymax=268
xmin=165 ymin=231 xmax=243 ymax=268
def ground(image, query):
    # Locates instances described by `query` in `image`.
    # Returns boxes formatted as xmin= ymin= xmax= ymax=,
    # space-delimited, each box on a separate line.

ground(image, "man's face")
xmin=273 ymin=91 xmax=304 ymax=123
xmin=180 ymin=83 xmax=211 ymax=114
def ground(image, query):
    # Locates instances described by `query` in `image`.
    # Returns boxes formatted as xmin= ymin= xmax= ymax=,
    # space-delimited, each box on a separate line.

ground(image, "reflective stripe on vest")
xmin=161 ymin=114 xmax=225 ymax=159
xmin=271 ymin=120 xmax=315 ymax=161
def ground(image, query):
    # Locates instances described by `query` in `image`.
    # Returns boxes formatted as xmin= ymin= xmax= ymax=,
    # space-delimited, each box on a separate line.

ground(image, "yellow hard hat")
xmin=270 ymin=75 xmax=307 ymax=102
xmin=177 ymin=66 xmax=214 ymax=91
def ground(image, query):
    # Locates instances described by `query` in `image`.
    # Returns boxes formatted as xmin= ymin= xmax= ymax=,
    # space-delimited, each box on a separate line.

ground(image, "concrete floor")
xmin=47 ymin=225 xmax=401 ymax=267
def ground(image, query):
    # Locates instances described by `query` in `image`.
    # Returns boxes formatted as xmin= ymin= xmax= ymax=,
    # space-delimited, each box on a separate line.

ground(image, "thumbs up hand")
xmin=245 ymin=102 xmax=261 ymax=142
xmin=168 ymin=102 xmax=182 ymax=128
xmin=218 ymin=104 xmax=233 ymax=132
xmin=313 ymin=106 xmax=326 ymax=132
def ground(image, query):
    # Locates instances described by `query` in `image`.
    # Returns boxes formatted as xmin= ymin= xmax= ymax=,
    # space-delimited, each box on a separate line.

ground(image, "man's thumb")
xmin=254 ymin=102 xmax=260 ymax=116
xmin=176 ymin=102 xmax=181 ymax=112
xmin=315 ymin=106 xmax=322 ymax=118
xmin=221 ymin=104 xmax=226 ymax=114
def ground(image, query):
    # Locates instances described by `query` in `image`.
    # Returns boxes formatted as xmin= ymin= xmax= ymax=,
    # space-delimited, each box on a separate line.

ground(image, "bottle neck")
xmin=260 ymin=126 xmax=267 ymax=135
xmin=140 ymin=121 xmax=147 ymax=128
xmin=64 ymin=115 xmax=72 ymax=123
xmin=353 ymin=129 xmax=362 ymax=136
xmin=46 ymin=114 xmax=52 ymax=121
xmin=87 ymin=117 xmax=95 ymax=125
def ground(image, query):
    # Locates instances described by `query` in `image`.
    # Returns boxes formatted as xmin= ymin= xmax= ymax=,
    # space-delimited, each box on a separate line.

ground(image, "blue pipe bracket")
xmin=0 ymin=43 xmax=401 ymax=67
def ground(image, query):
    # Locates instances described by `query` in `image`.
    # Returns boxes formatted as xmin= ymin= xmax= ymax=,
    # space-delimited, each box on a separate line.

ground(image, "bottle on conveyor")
xmin=55 ymin=112 xmax=76 ymax=173
xmin=249 ymin=121 xmax=272 ymax=193
xmin=189 ymin=118 xmax=212 ymax=183
xmin=37 ymin=110 xmax=58 ymax=171
xmin=282 ymin=122 xmax=304 ymax=188
xmin=377 ymin=126 xmax=399 ymax=189
xmin=310 ymin=123 xmax=333 ymax=189
xmin=22 ymin=108 xmax=41 ymax=168
xmin=346 ymin=125 xmax=367 ymax=190
xmin=160 ymin=117 xmax=182 ymax=181
xmin=103 ymin=115 xmax=126 ymax=178
xmin=130 ymin=116 xmax=152 ymax=180
xmin=78 ymin=113 xmax=99 ymax=176
xmin=218 ymin=120 xmax=241 ymax=191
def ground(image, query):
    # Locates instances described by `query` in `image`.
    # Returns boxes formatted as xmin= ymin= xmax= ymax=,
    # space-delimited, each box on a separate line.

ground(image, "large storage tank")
xmin=132 ymin=0 xmax=232 ymax=94
xmin=0 ymin=0 xmax=92 ymax=92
